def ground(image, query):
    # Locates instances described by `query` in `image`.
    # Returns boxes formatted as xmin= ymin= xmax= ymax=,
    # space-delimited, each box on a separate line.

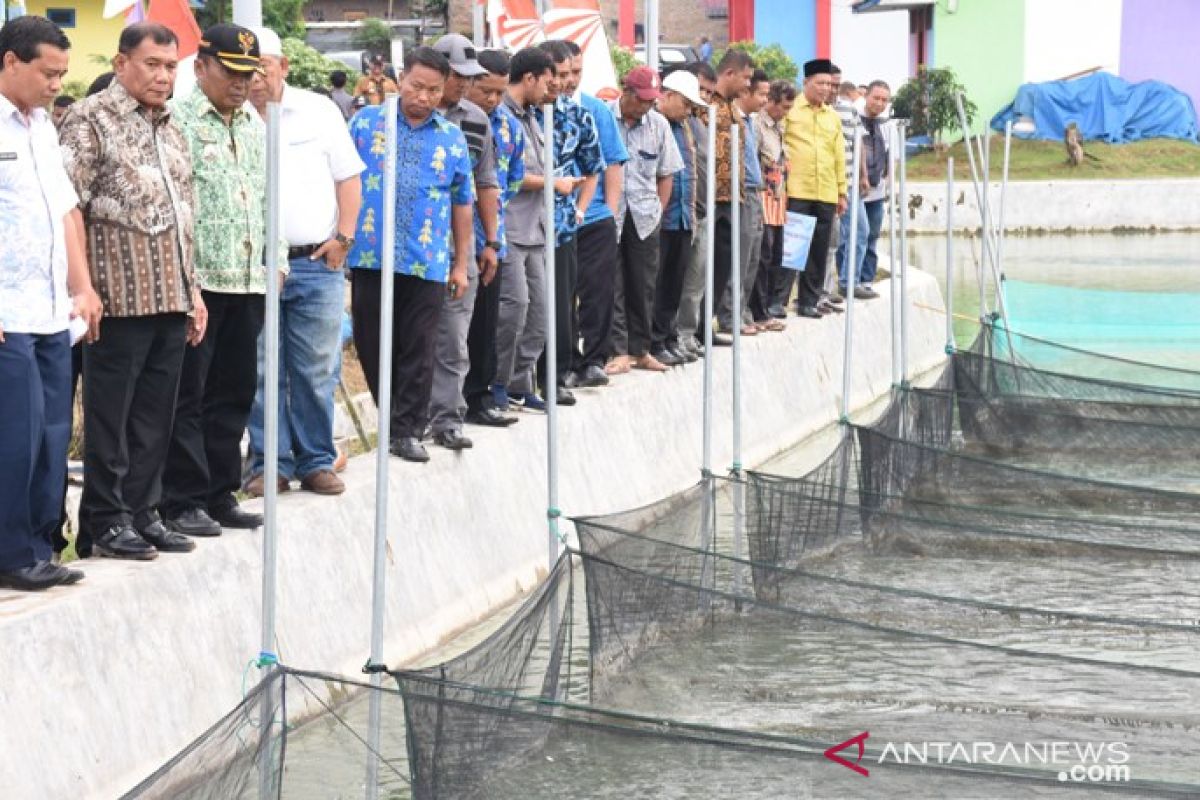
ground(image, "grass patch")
xmin=906 ymin=137 xmax=1200 ymax=182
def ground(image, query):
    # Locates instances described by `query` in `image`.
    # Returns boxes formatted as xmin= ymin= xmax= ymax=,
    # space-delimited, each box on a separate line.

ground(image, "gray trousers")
xmin=494 ymin=243 xmax=546 ymax=396
xmin=675 ymin=218 xmax=707 ymax=344
xmin=428 ymin=260 xmax=480 ymax=434
xmin=718 ymin=193 xmax=763 ymax=330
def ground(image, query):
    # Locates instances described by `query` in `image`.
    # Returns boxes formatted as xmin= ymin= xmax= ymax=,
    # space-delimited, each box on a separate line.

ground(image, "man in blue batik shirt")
xmin=346 ymin=47 xmax=475 ymax=463
xmin=563 ymin=39 xmax=631 ymax=389
xmin=463 ymin=48 xmax=526 ymax=424
xmin=533 ymin=40 xmax=603 ymax=405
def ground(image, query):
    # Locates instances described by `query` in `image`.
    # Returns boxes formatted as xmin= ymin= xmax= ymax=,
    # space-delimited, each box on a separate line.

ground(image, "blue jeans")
xmin=248 ymin=257 xmax=345 ymax=479
xmin=836 ymin=197 xmax=885 ymax=288
xmin=0 ymin=331 xmax=70 ymax=570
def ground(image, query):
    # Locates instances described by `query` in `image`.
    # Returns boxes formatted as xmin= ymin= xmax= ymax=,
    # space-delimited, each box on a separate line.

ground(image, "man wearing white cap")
xmin=650 ymin=68 xmax=706 ymax=365
xmin=427 ymin=33 xmax=504 ymax=450
xmin=243 ymin=26 xmax=365 ymax=497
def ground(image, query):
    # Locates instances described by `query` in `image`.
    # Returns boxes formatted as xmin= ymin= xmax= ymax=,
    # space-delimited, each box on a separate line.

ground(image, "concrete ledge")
xmin=903 ymin=178 xmax=1200 ymax=233
xmin=0 ymin=270 xmax=946 ymax=799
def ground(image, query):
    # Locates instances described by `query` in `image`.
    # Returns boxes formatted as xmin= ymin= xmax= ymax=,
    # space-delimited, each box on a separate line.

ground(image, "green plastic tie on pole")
xmin=256 ymin=651 xmax=278 ymax=668
xmin=945 ymin=344 xmax=956 ymax=355
xmin=838 ymin=414 xmax=850 ymax=425
xmin=547 ymin=507 xmax=561 ymax=519
xmin=730 ymin=461 xmax=743 ymax=473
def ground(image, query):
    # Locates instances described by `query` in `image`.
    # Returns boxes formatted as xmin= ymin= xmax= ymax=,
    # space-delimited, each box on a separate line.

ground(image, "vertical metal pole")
xmin=700 ymin=105 xmax=716 ymax=564
xmin=543 ymin=103 xmax=560 ymax=566
xmin=840 ymin=127 xmax=862 ymax=421
xmin=730 ymin=121 xmax=744 ymax=595
xmin=945 ymin=156 xmax=955 ymax=353
xmin=472 ymin=0 xmax=485 ymax=47
xmin=898 ymin=120 xmax=910 ymax=386
xmin=953 ymin=93 xmax=991 ymax=320
xmin=979 ymin=125 xmax=991 ymax=320
xmin=364 ymin=93 xmax=399 ymax=800
xmin=887 ymin=122 xmax=899 ymax=387
xmin=646 ymin=0 xmax=659 ymax=73
xmin=257 ymin=99 xmax=282 ymax=800
xmin=997 ymin=120 xmax=1013 ymax=313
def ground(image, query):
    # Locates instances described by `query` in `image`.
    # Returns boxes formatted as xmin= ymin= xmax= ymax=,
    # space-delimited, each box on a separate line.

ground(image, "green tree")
xmin=610 ymin=44 xmax=638 ymax=83
xmin=281 ymin=37 xmax=347 ymax=91
xmin=353 ymin=18 xmax=393 ymax=57
xmin=892 ymin=66 xmax=976 ymax=144
xmin=195 ymin=0 xmax=305 ymax=40
xmin=712 ymin=41 xmax=798 ymax=83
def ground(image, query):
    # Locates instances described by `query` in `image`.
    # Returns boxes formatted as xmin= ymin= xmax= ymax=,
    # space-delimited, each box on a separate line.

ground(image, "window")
xmin=45 ymin=7 xmax=76 ymax=27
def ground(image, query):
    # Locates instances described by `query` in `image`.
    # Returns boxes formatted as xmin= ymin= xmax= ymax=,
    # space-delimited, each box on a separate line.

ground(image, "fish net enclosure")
xmin=128 ymin=327 xmax=1200 ymax=799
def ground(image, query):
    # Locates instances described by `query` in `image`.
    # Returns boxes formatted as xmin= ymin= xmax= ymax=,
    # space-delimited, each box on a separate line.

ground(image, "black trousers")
xmin=756 ymin=223 xmax=783 ymax=320
xmin=79 ymin=314 xmax=188 ymax=549
xmin=573 ymin=217 xmax=618 ymax=372
xmin=464 ymin=263 xmax=502 ymax=412
xmin=537 ymin=239 xmax=577 ymax=388
xmin=788 ymin=198 xmax=837 ymax=310
xmin=351 ymin=269 xmax=444 ymax=439
xmin=163 ymin=292 xmax=264 ymax=518
xmin=652 ymin=228 xmax=692 ymax=351
xmin=614 ymin=213 xmax=661 ymax=358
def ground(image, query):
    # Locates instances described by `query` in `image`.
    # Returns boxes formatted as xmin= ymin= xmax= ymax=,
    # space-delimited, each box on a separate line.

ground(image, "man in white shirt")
xmin=245 ymin=28 xmax=364 ymax=496
xmin=0 ymin=16 xmax=101 ymax=590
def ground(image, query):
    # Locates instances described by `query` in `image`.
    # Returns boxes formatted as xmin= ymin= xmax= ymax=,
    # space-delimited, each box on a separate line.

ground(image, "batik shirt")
xmin=474 ymin=103 xmax=525 ymax=259
xmin=346 ymin=105 xmax=475 ymax=283
xmin=532 ymin=95 xmax=604 ymax=246
xmin=171 ymin=86 xmax=284 ymax=294
xmin=60 ymin=80 xmax=197 ymax=318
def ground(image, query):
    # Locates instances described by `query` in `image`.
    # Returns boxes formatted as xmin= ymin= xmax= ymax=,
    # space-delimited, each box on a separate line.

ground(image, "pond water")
xmin=267 ymin=233 xmax=1200 ymax=798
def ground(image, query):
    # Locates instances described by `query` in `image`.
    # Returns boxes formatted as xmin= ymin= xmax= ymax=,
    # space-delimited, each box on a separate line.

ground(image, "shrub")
xmin=892 ymin=66 xmax=976 ymax=144
xmin=712 ymin=41 xmax=798 ymax=83
xmin=282 ymin=38 xmax=348 ymax=91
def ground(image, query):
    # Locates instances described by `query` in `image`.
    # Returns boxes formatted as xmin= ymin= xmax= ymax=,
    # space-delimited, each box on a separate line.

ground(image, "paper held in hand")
xmin=781 ymin=211 xmax=816 ymax=272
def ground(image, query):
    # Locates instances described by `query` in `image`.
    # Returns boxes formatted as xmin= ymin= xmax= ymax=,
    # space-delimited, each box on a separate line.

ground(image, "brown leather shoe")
xmin=243 ymin=473 xmax=290 ymax=498
xmin=300 ymin=469 xmax=345 ymax=495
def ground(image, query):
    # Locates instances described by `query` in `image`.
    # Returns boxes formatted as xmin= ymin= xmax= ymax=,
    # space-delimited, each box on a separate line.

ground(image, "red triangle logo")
xmin=823 ymin=731 xmax=870 ymax=777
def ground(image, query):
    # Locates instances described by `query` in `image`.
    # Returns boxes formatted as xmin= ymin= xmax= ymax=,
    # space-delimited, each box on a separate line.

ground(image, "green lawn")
xmin=906 ymin=137 xmax=1200 ymax=181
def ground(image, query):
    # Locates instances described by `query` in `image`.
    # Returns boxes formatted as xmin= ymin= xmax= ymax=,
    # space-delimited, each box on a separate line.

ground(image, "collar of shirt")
xmin=176 ymin=84 xmax=254 ymax=128
xmin=0 ymin=90 xmax=48 ymax=125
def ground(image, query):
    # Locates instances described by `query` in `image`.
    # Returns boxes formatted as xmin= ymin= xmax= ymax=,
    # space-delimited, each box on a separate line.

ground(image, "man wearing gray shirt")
xmin=428 ymin=34 xmax=504 ymax=448
xmin=606 ymin=66 xmax=683 ymax=373
xmin=493 ymin=47 xmax=562 ymax=410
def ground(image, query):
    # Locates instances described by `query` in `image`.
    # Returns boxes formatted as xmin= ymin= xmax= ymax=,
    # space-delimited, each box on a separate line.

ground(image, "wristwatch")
xmin=484 ymin=240 xmax=502 ymax=251
xmin=334 ymin=232 xmax=355 ymax=249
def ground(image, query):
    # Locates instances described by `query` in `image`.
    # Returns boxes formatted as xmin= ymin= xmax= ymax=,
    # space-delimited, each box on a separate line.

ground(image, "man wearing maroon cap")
xmin=605 ymin=65 xmax=683 ymax=373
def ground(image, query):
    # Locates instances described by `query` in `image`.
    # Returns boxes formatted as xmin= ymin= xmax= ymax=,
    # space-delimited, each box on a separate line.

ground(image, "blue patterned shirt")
xmin=533 ymin=96 xmax=604 ymax=246
xmin=663 ymin=119 xmax=696 ymax=232
xmin=347 ymin=105 xmax=474 ymax=283
xmin=474 ymin=103 xmax=525 ymax=259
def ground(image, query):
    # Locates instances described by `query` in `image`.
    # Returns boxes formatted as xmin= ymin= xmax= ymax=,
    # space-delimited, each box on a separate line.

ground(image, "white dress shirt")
xmin=0 ymin=93 xmax=78 ymax=335
xmin=278 ymin=85 xmax=366 ymax=247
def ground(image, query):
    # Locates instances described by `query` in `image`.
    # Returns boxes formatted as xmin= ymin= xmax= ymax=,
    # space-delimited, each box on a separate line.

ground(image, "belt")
xmin=288 ymin=243 xmax=321 ymax=260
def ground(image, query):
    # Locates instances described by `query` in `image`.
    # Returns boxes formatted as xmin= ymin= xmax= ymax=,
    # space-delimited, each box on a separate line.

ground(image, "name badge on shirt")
xmin=0 ymin=152 xmax=16 ymax=161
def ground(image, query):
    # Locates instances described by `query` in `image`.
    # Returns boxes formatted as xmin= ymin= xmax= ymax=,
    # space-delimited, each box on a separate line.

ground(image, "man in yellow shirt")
xmin=784 ymin=58 xmax=847 ymax=319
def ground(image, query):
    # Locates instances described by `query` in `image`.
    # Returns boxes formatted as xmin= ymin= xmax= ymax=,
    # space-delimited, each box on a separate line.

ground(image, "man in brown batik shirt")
xmin=60 ymin=22 xmax=207 ymax=561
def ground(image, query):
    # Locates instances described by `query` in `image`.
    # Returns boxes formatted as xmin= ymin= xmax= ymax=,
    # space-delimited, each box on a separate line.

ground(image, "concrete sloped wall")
xmin=0 ymin=271 xmax=946 ymax=799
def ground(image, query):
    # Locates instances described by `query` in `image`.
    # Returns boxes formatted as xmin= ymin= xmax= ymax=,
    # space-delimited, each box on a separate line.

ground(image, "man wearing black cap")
xmin=784 ymin=58 xmax=847 ymax=319
xmin=163 ymin=23 xmax=287 ymax=536
xmin=428 ymin=33 xmax=505 ymax=449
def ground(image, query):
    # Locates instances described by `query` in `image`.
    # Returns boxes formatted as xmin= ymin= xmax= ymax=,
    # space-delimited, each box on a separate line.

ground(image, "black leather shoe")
xmin=556 ymin=387 xmax=577 ymax=406
xmin=561 ymin=370 xmax=579 ymax=389
xmin=210 ymin=505 xmax=263 ymax=530
xmin=94 ymin=523 xmax=158 ymax=560
xmin=577 ymin=365 xmax=610 ymax=387
xmin=465 ymin=407 xmax=518 ymax=427
xmin=651 ymin=348 xmax=682 ymax=367
xmin=139 ymin=520 xmax=196 ymax=553
xmin=712 ymin=332 xmax=733 ymax=346
xmin=797 ymin=306 xmax=822 ymax=319
xmin=390 ymin=436 xmax=430 ymax=462
xmin=0 ymin=560 xmax=83 ymax=591
xmin=768 ymin=304 xmax=787 ymax=319
xmin=433 ymin=429 xmax=473 ymax=450
xmin=167 ymin=508 xmax=222 ymax=537
xmin=669 ymin=344 xmax=697 ymax=363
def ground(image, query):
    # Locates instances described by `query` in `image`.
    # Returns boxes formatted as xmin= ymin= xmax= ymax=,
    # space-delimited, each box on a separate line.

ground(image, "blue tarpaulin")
xmin=990 ymin=71 xmax=1199 ymax=144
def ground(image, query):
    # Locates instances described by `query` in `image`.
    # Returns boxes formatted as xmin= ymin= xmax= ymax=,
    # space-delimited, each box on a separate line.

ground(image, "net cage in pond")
xmin=126 ymin=332 xmax=1200 ymax=799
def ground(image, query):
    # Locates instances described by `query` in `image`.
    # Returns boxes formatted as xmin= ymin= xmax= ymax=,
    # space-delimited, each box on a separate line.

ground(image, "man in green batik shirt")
xmin=161 ymin=23 xmax=288 ymax=538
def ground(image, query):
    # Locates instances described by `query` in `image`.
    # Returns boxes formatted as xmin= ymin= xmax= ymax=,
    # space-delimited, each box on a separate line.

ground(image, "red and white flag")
xmin=546 ymin=0 xmax=619 ymax=100
xmin=487 ymin=0 xmax=545 ymax=50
